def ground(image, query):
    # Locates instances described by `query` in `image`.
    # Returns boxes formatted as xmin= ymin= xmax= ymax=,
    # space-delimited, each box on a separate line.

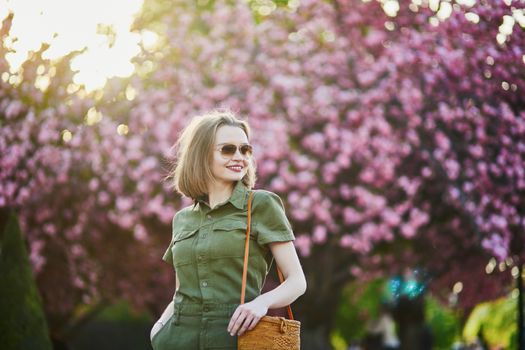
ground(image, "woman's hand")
xmin=150 ymin=299 xmax=175 ymax=342
xmin=150 ymin=320 xmax=165 ymax=341
xmin=228 ymin=298 xmax=269 ymax=336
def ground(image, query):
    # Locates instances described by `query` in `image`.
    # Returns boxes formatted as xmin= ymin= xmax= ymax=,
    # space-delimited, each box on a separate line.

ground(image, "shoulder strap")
xmin=240 ymin=191 xmax=294 ymax=320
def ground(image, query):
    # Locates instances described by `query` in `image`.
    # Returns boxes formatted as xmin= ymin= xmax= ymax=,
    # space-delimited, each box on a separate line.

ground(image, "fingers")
xmin=150 ymin=322 xmax=163 ymax=340
xmin=227 ymin=308 xmax=241 ymax=334
xmin=228 ymin=310 xmax=250 ymax=336
xmin=228 ymin=306 xmax=261 ymax=336
xmin=246 ymin=315 xmax=260 ymax=331
xmin=236 ymin=314 xmax=255 ymax=336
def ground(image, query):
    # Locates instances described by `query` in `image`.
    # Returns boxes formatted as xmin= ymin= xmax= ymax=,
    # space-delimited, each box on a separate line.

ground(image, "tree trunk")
xmin=393 ymin=296 xmax=433 ymax=350
xmin=294 ymin=287 xmax=341 ymax=350
xmin=300 ymin=324 xmax=334 ymax=350
xmin=293 ymin=250 xmax=344 ymax=350
xmin=0 ymin=207 xmax=11 ymax=240
xmin=265 ymin=249 xmax=342 ymax=349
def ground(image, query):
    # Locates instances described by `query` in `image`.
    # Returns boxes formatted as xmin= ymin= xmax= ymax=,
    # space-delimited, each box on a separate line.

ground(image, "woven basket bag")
xmin=237 ymin=192 xmax=301 ymax=350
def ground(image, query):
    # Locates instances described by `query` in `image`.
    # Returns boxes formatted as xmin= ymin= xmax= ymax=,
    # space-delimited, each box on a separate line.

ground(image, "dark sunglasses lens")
xmin=240 ymin=145 xmax=252 ymax=156
xmin=221 ymin=144 xmax=237 ymax=156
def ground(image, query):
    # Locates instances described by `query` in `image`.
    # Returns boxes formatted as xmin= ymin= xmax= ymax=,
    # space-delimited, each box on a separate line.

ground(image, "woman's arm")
xmin=255 ymin=241 xmax=307 ymax=308
xmin=227 ymin=241 xmax=306 ymax=336
xmin=150 ymin=273 xmax=179 ymax=340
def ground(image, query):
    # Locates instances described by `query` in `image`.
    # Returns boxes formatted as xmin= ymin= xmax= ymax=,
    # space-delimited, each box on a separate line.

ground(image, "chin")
xmin=218 ymin=171 xmax=246 ymax=184
xmin=219 ymin=176 xmax=242 ymax=184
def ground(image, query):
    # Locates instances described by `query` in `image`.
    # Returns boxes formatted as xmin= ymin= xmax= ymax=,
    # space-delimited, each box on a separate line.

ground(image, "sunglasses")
xmin=215 ymin=143 xmax=253 ymax=158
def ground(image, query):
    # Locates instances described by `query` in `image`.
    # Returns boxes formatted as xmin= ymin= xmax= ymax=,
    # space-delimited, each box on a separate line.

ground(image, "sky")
xmin=0 ymin=0 xmax=522 ymax=91
xmin=0 ymin=0 xmax=157 ymax=91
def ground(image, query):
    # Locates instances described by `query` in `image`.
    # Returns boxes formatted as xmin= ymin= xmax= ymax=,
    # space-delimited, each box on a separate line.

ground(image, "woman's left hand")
xmin=228 ymin=298 xmax=268 ymax=336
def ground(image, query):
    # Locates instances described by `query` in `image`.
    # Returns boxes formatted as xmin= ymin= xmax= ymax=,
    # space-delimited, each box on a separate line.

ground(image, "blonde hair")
xmin=169 ymin=109 xmax=256 ymax=200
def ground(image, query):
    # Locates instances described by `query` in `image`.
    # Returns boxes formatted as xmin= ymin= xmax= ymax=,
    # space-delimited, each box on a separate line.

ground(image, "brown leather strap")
xmin=240 ymin=191 xmax=294 ymax=320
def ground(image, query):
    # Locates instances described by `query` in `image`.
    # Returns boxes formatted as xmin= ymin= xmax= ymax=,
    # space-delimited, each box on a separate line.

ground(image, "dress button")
xmin=198 ymin=255 xmax=203 ymax=261
xmin=207 ymin=214 xmax=212 ymax=220
xmin=201 ymin=234 xmax=207 ymax=239
xmin=202 ymin=281 xmax=208 ymax=287
xmin=203 ymin=306 xmax=210 ymax=312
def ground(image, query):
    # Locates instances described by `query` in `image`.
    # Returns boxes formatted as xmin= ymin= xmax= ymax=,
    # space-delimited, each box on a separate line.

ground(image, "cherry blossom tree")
xmin=2 ymin=0 xmax=524 ymax=348
xmin=0 ymin=13 xmax=174 ymax=343
xmin=330 ymin=0 xmax=525 ymax=345
xmin=128 ymin=0 xmax=523 ymax=347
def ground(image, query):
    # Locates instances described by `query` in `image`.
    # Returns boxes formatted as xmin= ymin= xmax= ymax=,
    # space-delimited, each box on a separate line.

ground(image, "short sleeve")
xmin=161 ymin=214 xmax=177 ymax=265
xmin=253 ymin=190 xmax=295 ymax=246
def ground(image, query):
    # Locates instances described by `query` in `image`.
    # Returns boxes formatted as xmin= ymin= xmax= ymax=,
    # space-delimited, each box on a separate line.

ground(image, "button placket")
xmin=172 ymin=306 xmax=180 ymax=325
xmin=196 ymin=226 xmax=211 ymax=302
xmin=200 ymin=318 xmax=208 ymax=350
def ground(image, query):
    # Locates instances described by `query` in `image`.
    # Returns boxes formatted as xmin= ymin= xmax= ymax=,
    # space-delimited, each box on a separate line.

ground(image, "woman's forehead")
xmin=215 ymin=125 xmax=248 ymax=143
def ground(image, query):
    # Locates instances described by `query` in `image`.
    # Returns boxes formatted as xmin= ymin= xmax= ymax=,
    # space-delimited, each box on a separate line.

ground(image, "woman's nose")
xmin=231 ymin=148 xmax=244 ymax=160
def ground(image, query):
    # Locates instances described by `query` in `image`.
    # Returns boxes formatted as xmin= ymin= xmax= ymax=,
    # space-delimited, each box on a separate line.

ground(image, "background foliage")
xmin=1 ymin=0 xmax=524 ymax=348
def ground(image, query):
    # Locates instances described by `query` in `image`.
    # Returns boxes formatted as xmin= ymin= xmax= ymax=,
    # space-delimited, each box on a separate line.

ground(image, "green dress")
xmin=151 ymin=181 xmax=295 ymax=350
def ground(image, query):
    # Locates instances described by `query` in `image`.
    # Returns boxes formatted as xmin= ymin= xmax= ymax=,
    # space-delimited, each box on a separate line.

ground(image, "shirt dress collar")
xmin=194 ymin=181 xmax=249 ymax=211
xmin=229 ymin=180 xmax=249 ymax=210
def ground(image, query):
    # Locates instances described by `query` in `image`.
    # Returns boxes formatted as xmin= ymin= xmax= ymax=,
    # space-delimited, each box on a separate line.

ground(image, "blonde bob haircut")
xmin=170 ymin=109 xmax=256 ymax=201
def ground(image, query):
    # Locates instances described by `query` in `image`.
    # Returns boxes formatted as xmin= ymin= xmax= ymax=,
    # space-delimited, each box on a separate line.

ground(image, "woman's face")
xmin=210 ymin=125 xmax=250 ymax=187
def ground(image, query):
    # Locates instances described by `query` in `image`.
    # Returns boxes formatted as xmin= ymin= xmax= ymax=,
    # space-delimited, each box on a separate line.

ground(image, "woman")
xmin=150 ymin=110 xmax=307 ymax=349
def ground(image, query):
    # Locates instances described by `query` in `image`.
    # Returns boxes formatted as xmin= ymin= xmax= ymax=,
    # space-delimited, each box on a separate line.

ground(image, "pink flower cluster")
xmin=1 ymin=0 xmax=523 ymax=319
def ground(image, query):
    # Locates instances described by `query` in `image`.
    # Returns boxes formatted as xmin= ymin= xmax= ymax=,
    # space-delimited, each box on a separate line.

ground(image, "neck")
xmin=207 ymin=180 xmax=236 ymax=209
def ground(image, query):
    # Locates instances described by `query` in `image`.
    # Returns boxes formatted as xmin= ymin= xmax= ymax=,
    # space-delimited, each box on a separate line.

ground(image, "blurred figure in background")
xmin=365 ymin=302 xmax=400 ymax=350
xmin=392 ymin=269 xmax=433 ymax=350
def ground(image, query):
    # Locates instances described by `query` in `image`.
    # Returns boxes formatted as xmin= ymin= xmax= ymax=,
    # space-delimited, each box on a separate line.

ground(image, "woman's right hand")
xmin=151 ymin=289 xmax=176 ymax=341
xmin=150 ymin=320 xmax=165 ymax=341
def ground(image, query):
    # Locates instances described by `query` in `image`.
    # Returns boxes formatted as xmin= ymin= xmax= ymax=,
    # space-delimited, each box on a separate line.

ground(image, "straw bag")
xmin=237 ymin=192 xmax=301 ymax=350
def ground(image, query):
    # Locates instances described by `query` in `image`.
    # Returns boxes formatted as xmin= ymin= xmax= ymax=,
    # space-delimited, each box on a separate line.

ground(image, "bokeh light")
xmin=0 ymin=0 xmax=146 ymax=91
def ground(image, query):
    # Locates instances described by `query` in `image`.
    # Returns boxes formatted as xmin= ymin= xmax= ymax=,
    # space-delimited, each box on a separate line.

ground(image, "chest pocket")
xmin=209 ymin=219 xmax=255 ymax=260
xmin=171 ymin=228 xmax=198 ymax=267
